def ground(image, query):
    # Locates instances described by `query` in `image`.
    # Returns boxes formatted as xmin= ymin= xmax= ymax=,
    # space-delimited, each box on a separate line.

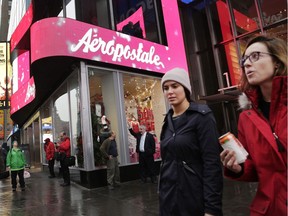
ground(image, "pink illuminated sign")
xmin=10 ymin=3 xmax=33 ymax=52
xmin=31 ymin=0 xmax=188 ymax=73
xmin=11 ymin=0 xmax=188 ymax=114
xmin=12 ymin=50 xmax=30 ymax=93
xmin=10 ymin=77 xmax=35 ymax=114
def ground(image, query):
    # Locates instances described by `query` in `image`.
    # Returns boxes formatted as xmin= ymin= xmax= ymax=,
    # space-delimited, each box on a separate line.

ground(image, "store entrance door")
xmin=25 ymin=120 xmax=41 ymax=168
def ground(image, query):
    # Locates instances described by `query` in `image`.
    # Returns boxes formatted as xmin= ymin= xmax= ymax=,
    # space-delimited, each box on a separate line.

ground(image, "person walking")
xmin=100 ymin=131 xmax=120 ymax=190
xmin=1 ymin=143 xmax=8 ymax=167
xmin=129 ymin=125 xmax=156 ymax=183
xmin=44 ymin=138 xmax=55 ymax=178
xmin=57 ymin=132 xmax=71 ymax=186
xmin=159 ymin=68 xmax=223 ymax=216
xmin=6 ymin=141 xmax=26 ymax=191
xmin=220 ymin=35 xmax=287 ymax=216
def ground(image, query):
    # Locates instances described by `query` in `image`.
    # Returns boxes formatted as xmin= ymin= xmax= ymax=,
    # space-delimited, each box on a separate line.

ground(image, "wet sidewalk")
xmin=0 ymin=168 xmax=257 ymax=216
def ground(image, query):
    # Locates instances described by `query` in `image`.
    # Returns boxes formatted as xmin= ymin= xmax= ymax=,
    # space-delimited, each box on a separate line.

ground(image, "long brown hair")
xmin=239 ymin=35 xmax=287 ymax=92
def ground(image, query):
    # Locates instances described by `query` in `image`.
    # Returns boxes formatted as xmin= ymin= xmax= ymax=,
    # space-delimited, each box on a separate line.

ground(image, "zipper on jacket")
xmin=182 ymin=161 xmax=196 ymax=175
xmin=255 ymin=106 xmax=285 ymax=153
xmin=273 ymin=132 xmax=285 ymax=152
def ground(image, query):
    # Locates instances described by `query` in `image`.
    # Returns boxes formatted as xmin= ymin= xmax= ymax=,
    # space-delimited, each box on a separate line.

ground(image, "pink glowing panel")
xmin=116 ymin=7 xmax=146 ymax=38
xmin=31 ymin=0 xmax=188 ymax=73
xmin=12 ymin=50 xmax=30 ymax=93
xmin=10 ymin=77 xmax=35 ymax=115
xmin=10 ymin=3 xmax=33 ymax=52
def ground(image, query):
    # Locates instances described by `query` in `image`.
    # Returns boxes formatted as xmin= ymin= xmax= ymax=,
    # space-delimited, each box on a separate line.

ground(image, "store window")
xmin=113 ymin=0 xmax=161 ymax=43
xmin=75 ymin=0 xmax=110 ymax=29
xmin=67 ymin=71 xmax=82 ymax=167
xmin=214 ymin=0 xmax=234 ymax=41
xmin=220 ymin=41 xmax=242 ymax=86
xmin=41 ymin=71 xmax=80 ymax=167
xmin=53 ymin=84 xmax=70 ymax=145
xmin=230 ymin=0 xmax=259 ymax=35
xmin=41 ymin=101 xmax=53 ymax=164
xmin=88 ymin=68 xmax=121 ymax=166
xmin=258 ymin=0 xmax=287 ymax=27
xmin=265 ymin=23 xmax=287 ymax=41
xmin=123 ymin=74 xmax=165 ymax=163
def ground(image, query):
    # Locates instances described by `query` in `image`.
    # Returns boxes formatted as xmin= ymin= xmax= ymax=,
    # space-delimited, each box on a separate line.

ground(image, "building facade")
xmin=9 ymin=0 xmax=287 ymax=188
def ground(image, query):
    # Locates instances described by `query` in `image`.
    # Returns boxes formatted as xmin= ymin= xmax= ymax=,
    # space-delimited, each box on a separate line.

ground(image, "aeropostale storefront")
xmin=9 ymin=0 xmax=189 ymax=188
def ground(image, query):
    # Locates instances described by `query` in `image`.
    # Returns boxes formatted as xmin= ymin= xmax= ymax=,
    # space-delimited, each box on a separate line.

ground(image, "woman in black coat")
xmin=159 ymin=68 xmax=223 ymax=216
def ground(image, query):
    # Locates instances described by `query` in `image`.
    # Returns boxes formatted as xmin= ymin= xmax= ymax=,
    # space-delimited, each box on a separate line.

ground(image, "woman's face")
xmin=242 ymin=42 xmax=276 ymax=87
xmin=163 ymin=81 xmax=187 ymax=106
xmin=13 ymin=142 xmax=18 ymax=148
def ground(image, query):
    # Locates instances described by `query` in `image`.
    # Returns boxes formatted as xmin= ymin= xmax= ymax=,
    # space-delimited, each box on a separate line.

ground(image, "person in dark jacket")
xmin=100 ymin=131 xmax=120 ymax=190
xmin=220 ymin=35 xmax=287 ymax=216
xmin=129 ymin=124 xmax=156 ymax=183
xmin=44 ymin=138 xmax=55 ymax=178
xmin=1 ymin=143 xmax=7 ymax=170
xmin=57 ymin=132 xmax=71 ymax=187
xmin=159 ymin=68 xmax=223 ymax=216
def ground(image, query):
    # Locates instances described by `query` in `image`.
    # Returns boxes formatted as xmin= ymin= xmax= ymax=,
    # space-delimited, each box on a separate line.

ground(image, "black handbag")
xmin=66 ymin=156 xmax=76 ymax=166
xmin=54 ymin=152 xmax=61 ymax=161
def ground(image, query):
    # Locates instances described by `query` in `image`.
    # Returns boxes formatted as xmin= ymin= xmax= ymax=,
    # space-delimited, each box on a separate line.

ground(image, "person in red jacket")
xmin=220 ymin=35 xmax=287 ymax=216
xmin=44 ymin=138 xmax=55 ymax=178
xmin=57 ymin=132 xmax=71 ymax=186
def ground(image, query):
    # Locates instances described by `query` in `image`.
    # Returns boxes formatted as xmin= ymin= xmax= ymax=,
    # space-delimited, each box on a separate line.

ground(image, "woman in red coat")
xmin=221 ymin=35 xmax=287 ymax=216
xmin=44 ymin=138 xmax=55 ymax=178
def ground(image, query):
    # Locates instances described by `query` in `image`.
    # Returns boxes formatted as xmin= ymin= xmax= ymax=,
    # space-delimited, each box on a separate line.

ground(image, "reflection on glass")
xmin=113 ymin=0 xmax=160 ymax=43
xmin=215 ymin=1 xmax=234 ymax=41
xmin=68 ymin=71 xmax=83 ymax=167
xmin=88 ymin=69 xmax=108 ymax=166
xmin=41 ymin=102 xmax=53 ymax=164
xmin=75 ymin=0 xmax=110 ymax=29
xmin=258 ymin=0 xmax=287 ymax=26
xmin=230 ymin=0 xmax=259 ymax=35
xmin=223 ymin=42 xmax=242 ymax=86
xmin=265 ymin=24 xmax=287 ymax=42
xmin=123 ymin=74 xmax=165 ymax=163
xmin=53 ymin=84 xmax=70 ymax=141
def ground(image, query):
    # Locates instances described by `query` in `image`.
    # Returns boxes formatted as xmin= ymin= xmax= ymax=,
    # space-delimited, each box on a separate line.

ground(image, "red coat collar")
xmin=244 ymin=76 xmax=287 ymax=111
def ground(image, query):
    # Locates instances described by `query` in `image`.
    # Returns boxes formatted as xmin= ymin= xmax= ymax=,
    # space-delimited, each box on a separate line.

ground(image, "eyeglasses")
xmin=240 ymin=51 xmax=273 ymax=67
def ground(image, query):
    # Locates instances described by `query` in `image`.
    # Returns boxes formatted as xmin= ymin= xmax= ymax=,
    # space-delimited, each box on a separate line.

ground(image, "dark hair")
xmin=240 ymin=35 xmax=287 ymax=91
xmin=184 ymin=88 xmax=192 ymax=102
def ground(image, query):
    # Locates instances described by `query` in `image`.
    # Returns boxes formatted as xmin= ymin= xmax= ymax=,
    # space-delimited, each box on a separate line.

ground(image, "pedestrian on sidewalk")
xmin=128 ymin=124 xmax=156 ymax=183
xmin=44 ymin=138 xmax=55 ymax=178
xmin=57 ymin=132 xmax=71 ymax=187
xmin=159 ymin=68 xmax=223 ymax=216
xmin=6 ymin=141 xmax=26 ymax=191
xmin=220 ymin=35 xmax=287 ymax=216
xmin=100 ymin=131 xmax=120 ymax=190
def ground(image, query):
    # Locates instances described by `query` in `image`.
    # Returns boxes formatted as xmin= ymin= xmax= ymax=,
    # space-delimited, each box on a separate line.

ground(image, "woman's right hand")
xmin=220 ymin=149 xmax=242 ymax=173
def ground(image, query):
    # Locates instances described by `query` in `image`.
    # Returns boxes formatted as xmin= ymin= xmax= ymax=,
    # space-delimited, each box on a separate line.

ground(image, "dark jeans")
xmin=11 ymin=169 xmax=25 ymax=189
xmin=60 ymin=159 xmax=70 ymax=184
xmin=48 ymin=159 xmax=55 ymax=177
xmin=139 ymin=152 xmax=156 ymax=182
